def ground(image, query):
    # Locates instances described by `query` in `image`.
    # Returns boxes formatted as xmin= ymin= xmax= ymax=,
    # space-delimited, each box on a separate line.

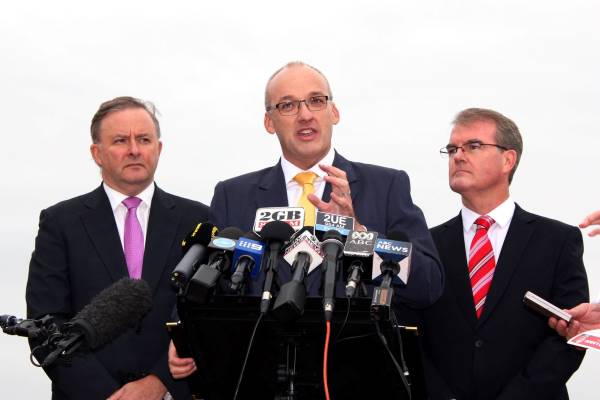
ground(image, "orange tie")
xmin=294 ymin=171 xmax=317 ymax=226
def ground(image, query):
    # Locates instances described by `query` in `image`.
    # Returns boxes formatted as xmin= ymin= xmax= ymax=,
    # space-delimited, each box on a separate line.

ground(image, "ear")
xmin=330 ymin=102 xmax=340 ymax=125
xmin=90 ymin=144 xmax=102 ymax=167
xmin=503 ymin=149 xmax=517 ymax=175
xmin=158 ymin=140 xmax=163 ymax=155
xmin=264 ymin=112 xmax=276 ymax=135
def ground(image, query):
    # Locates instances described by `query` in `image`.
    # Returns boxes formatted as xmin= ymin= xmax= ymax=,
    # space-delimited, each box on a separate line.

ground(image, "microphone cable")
xmin=374 ymin=319 xmax=411 ymax=400
xmin=323 ymin=320 xmax=332 ymax=400
xmin=233 ymin=312 xmax=264 ymax=400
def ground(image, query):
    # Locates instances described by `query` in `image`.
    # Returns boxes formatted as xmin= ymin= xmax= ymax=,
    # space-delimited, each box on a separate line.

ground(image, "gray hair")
xmin=90 ymin=96 xmax=160 ymax=143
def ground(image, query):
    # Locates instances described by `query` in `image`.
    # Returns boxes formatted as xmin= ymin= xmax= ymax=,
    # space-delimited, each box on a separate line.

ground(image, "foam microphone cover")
xmin=260 ymin=220 xmax=295 ymax=243
xmin=68 ymin=278 xmax=152 ymax=349
xmin=218 ymin=227 xmax=244 ymax=240
xmin=181 ymin=222 xmax=218 ymax=253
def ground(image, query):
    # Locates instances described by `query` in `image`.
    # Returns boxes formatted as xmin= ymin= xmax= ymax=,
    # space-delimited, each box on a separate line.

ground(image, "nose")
xmin=128 ymin=137 xmax=140 ymax=156
xmin=297 ymin=100 xmax=314 ymax=121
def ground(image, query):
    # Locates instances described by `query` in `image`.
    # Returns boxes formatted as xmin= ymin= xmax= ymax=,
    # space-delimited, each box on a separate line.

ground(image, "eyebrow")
xmin=276 ymin=91 xmax=327 ymax=102
xmin=447 ymin=139 xmax=484 ymax=146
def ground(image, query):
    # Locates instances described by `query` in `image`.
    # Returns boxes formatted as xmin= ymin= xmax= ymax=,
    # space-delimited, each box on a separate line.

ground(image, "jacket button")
xmin=474 ymin=339 xmax=484 ymax=348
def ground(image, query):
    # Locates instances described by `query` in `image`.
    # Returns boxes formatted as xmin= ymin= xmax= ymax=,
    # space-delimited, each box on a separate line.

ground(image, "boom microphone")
xmin=37 ymin=278 xmax=152 ymax=367
xmin=171 ymin=222 xmax=218 ymax=293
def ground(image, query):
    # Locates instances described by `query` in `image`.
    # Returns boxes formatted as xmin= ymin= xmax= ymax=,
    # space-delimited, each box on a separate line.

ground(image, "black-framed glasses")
xmin=266 ymin=95 xmax=330 ymax=116
xmin=440 ymin=140 xmax=509 ymax=157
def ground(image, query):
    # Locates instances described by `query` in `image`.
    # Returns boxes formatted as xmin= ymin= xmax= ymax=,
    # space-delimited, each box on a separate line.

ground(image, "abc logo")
xmin=351 ymin=231 xmax=375 ymax=241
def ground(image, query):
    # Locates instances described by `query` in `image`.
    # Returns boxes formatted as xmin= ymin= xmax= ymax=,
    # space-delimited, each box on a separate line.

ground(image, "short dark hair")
xmin=453 ymin=107 xmax=523 ymax=183
xmin=90 ymin=96 xmax=160 ymax=143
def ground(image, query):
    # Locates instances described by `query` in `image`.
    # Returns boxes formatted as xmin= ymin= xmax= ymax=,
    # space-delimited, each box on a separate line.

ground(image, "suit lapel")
xmin=441 ymin=214 xmax=479 ymax=327
xmin=477 ymin=205 xmax=536 ymax=326
xmin=255 ymin=160 xmax=290 ymax=209
xmin=81 ymin=186 xmax=129 ymax=283
xmin=142 ymin=187 xmax=181 ymax=294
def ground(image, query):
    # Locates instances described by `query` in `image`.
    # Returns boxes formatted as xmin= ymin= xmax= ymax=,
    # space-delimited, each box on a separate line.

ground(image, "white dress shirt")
xmin=280 ymin=147 xmax=335 ymax=206
xmin=461 ymin=198 xmax=516 ymax=263
xmin=103 ymin=182 xmax=154 ymax=250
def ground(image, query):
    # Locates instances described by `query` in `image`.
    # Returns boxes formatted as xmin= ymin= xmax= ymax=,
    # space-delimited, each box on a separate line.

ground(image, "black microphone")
xmin=40 ymin=278 xmax=152 ymax=367
xmin=171 ymin=222 xmax=219 ymax=293
xmin=272 ymin=231 xmax=323 ymax=321
xmin=186 ymin=227 xmax=243 ymax=304
xmin=230 ymin=232 xmax=265 ymax=292
xmin=343 ymin=230 xmax=378 ymax=297
xmin=321 ymin=230 xmax=344 ymax=321
xmin=259 ymin=221 xmax=295 ymax=314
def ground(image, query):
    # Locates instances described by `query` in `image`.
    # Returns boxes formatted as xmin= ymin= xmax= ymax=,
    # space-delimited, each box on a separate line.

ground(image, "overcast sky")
xmin=1 ymin=1 xmax=598 ymax=398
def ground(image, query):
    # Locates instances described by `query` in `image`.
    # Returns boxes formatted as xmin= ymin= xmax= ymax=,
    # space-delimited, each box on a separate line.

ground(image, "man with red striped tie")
xmin=419 ymin=108 xmax=588 ymax=400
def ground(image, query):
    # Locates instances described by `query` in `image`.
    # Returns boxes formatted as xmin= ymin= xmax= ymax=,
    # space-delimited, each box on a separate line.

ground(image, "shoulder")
xmin=517 ymin=206 xmax=580 ymax=237
xmin=155 ymin=187 xmax=211 ymax=215
xmin=345 ymin=158 xmax=409 ymax=181
xmin=41 ymin=187 xmax=103 ymax=217
xmin=429 ymin=215 xmax=461 ymax=236
xmin=216 ymin=166 xmax=275 ymax=187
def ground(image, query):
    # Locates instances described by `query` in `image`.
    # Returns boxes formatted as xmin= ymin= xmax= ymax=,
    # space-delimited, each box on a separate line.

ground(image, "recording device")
xmin=171 ymin=222 xmax=219 ymax=293
xmin=253 ymin=207 xmax=305 ymax=233
xmin=186 ymin=227 xmax=243 ymax=304
xmin=272 ymin=231 xmax=324 ymax=321
xmin=165 ymin=321 xmax=192 ymax=358
xmin=523 ymin=291 xmax=572 ymax=322
xmin=321 ymin=230 xmax=344 ymax=321
xmin=259 ymin=221 xmax=296 ymax=314
xmin=230 ymin=232 xmax=265 ymax=292
xmin=343 ymin=230 xmax=378 ymax=297
xmin=314 ymin=211 xmax=355 ymax=240
xmin=371 ymin=232 xmax=412 ymax=321
xmin=2 ymin=278 xmax=152 ymax=367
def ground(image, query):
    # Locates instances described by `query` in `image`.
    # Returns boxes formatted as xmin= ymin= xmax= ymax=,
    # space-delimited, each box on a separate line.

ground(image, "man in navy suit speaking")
xmin=169 ymin=61 xmax=443 ymax=380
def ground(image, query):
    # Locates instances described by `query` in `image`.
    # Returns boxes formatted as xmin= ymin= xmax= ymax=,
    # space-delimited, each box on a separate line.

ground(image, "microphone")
xmin=32 ymin=278 xmax=151 ymax=367
xmin=320 ymin=230 xmax=344 ymax=321
xmin=343 ymin=230 xmax=378 ymax=297
xmin=253 ymin=207 xmax=305 ymax=234
xmin=230 ymin=232 xmax=265 ymax=292
xmin=370 ymin=232 xmax=412 ymax=321
xmin=258 ymin=221 xmax=295 ymax=314
xmin=272 ymin=230 xmax=324 ymax=321
xmin=186 ymin=227 xmax=243 ymax=304
xmin=314 ymin=210 xmax=355 ymax=241
xmin=171 ymin=222 xmax=219 ymax=293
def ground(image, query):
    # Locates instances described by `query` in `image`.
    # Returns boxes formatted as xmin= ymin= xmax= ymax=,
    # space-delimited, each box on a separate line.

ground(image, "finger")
xmin=548 ymin=317 xmax=558 ymax=330
xmin=567 ymin=303 xmax=590 ymax=319
xmin=587 ymin=228 xmax=600 ymax=237
xmin=555 ymin=320 xmax=568 ymax=337
xmin=579 ymin=210 xmax=600 ymax=228
xmin=330 ymin=192 xmax=355 ymax=217
xmin=567 ymin=320 xmax=581 ymax=340
xmin=319 ymin=164 xmax=348 ymax=180
xmin=107 ymin=388 xmax=124 ymax=400
xmin=307 ymin=193 xmax=331 ymax=211
xmin=323 ymin=174 xmax=350 ymax=190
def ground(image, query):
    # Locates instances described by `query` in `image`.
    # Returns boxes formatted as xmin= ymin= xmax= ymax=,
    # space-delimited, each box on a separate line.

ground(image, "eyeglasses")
xmin=440 ymin=141 xmax=509 ymax=157
xmin=266 ymin=95 xmax=330 ymax=116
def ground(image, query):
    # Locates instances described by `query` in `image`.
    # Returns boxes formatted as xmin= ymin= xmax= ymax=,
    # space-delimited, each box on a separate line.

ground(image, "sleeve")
xmin=386 ymin=171 xmax=444 ymax=308
xmin=497 ymin=226 xmax=588 ymax=399
xmin=26 ymin=209 xmax=121 ymax=398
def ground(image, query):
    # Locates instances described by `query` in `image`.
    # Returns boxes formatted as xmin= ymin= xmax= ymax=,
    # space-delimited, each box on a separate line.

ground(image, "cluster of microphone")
xmin=171 ymin=207 xmax=413 ymax=322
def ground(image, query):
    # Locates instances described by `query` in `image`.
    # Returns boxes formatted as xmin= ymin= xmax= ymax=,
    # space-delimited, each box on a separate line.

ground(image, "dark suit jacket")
xmin=421 ymin=205 xmax=588 ymax=400
xmin=210 ymin=151 xmax=443 ymax=307
xmin=26 ymin=184 xmax=211 ymax=400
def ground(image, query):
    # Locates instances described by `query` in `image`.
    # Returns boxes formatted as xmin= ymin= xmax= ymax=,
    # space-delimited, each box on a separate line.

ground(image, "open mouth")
xmin=297 ymin=128 xmax=317 ymax=138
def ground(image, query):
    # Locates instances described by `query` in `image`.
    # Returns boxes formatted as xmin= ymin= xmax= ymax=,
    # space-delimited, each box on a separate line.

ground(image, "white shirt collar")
xmin=280 ymin=147 xmax=336 ymax=184
xmin=461 ymin=197 xmax=515 ymax=233
xmin=103 ymin=182 xmax=155 ymax=211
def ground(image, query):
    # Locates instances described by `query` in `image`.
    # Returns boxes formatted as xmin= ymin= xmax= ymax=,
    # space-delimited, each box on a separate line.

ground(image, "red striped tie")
xmin=469 ymin=215 xmax=496 ymax=318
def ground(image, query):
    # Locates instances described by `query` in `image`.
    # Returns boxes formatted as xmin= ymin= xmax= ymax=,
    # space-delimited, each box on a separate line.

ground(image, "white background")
xmin=1 ymin=1 xmax=598 ymax=398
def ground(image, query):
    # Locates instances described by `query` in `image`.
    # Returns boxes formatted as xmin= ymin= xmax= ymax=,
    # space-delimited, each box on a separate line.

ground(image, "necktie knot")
xmin=123 ymin=197 xmax=142 ymax=210
xmin=475 ymin=215 xmax=495 ymax=231
xmin=294 ymin=171 xmax=317 ymax=186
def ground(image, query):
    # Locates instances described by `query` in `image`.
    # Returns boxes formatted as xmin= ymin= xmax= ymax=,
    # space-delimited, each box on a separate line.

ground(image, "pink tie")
xmin=123 ymin=197 xmax=144 ymax=279
xmin=469 ymin=215 xmax=496 ymax=318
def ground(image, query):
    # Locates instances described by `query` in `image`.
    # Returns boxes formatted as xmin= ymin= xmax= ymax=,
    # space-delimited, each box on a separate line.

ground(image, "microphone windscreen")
xmin=243 ymin=231 xmax=262 ymax=242
xmin=218 ymin=227 xmax=244 ymax=240
xmin=182 ymin=222 xmax=218 ymax=252
xmin=68 ymin=278 xmax=152 ymax=349
xmin=387 ymin=230 xmax=410 ymax=242
xmin=260 ymin=221 xmax=295 ymax=242
xmin=323 ymin=229 xmax=343 ymax=243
